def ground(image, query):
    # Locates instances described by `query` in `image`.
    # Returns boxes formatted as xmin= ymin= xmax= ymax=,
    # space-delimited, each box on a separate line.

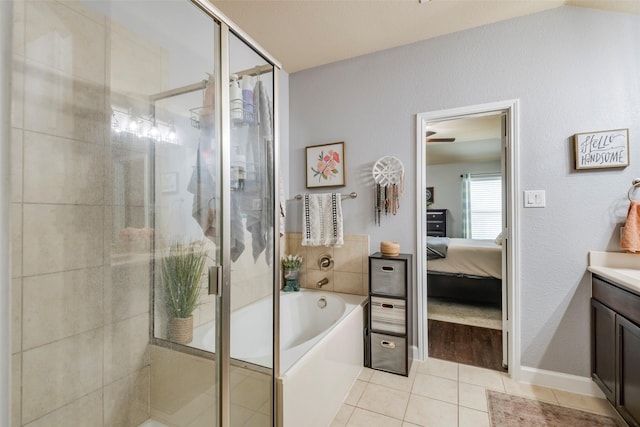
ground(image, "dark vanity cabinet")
xmin=592 ymin=274 xmax=640 ymax=426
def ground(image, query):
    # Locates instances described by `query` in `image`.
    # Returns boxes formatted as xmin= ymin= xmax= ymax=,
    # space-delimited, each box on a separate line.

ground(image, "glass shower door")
xmin=105 ymin=0 xmax=225 ymax=425
xmin=223 ymin=32 xmax=276 ymax=426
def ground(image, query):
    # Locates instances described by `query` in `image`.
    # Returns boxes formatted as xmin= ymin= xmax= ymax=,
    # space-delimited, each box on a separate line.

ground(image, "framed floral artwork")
xmin=305 ymin=141 xmax=346 ymax=188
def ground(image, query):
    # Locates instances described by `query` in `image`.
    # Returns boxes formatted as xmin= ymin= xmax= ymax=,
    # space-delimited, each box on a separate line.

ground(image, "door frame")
xmin=415 ymin=99 xmax=520 ymax=377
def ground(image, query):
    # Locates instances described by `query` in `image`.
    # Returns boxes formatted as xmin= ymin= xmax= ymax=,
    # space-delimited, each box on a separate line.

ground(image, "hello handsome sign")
xmin=574 ymin=128 xmax=629 ymax=170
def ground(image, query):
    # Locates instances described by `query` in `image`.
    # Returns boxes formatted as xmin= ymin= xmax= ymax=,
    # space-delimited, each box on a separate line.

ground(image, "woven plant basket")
xmin=168 ymin=316 xmax=194 ymax=344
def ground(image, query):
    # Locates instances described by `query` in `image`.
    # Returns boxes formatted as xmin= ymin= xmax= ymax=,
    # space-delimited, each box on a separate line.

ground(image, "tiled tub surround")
xmin=285 ymin=233 xmax=370 ymax=295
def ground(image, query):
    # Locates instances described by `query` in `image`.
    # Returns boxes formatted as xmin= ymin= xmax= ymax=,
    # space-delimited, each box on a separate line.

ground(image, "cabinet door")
xmin=592 ymin=299 xmax=616 ymax=402
xmin=616 ymin=315 xmax=640 ymax=427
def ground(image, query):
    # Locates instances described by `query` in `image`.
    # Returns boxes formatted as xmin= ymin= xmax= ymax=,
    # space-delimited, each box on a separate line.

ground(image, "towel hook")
xmin=627 ymin=178 xmax=640 ymax=202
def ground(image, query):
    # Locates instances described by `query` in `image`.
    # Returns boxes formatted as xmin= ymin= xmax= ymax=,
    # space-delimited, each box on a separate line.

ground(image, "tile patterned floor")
xmin=330 ymin=358 xmax=620 ymax=427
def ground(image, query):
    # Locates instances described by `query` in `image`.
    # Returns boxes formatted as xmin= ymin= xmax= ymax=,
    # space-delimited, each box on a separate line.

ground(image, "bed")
xmin=426 ymin=237 xmax=502 ymax=307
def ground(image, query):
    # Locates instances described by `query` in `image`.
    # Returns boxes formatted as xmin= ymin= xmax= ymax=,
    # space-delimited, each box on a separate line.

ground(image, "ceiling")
xmin=211 ymin=0 xmax=640 ymax=73
xmin=426 ymin=114 xmax=502 ymax=165
xmin=210 ymin=0 xmax=639 ymax=165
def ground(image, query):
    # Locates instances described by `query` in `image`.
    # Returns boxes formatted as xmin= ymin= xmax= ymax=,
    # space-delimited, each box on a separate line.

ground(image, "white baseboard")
xmin=411 ymin=345 xmax=420 ymax=361
xmin=517 ymin=366 xmax=605 ymax=398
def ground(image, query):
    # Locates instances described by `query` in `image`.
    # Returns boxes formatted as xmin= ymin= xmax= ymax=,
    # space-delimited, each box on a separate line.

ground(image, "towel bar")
xmin=294 ymin=192 xmax=357 ymax=200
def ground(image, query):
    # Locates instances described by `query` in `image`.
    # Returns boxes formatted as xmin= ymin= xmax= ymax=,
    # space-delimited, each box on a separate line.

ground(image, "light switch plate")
xmin=524 ymin=190 xmax=546 ymax=208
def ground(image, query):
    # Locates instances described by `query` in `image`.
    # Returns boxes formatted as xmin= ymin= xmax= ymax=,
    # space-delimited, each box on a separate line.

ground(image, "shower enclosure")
xmin=6 ymin=0 xmax=279 ymax=425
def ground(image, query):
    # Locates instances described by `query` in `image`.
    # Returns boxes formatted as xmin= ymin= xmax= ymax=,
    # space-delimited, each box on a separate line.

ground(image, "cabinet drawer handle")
xmin=381 ymin=303 xmax=395 ymax=309
xmin=381 ymin=266 xmax=395 ymax=272
xmin=380 ymin=340 xmax=396 ymax=349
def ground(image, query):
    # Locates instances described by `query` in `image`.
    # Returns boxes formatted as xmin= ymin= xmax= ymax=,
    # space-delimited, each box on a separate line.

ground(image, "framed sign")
xmin=305 ymin=141 xmax=346 ymax=188
xmin=574 ymin=128 xmax=629 ymax=170
xmin=426 ymin=187 xmax=434 ymax=206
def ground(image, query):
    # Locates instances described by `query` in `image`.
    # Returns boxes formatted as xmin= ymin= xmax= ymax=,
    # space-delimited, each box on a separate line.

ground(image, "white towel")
xmin=302 ymin=193 xmax=344 ymax=247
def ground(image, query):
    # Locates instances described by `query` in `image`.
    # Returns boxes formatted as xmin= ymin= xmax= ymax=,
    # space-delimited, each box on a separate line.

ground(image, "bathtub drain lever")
xmin=318 ymin=297 xmax=327 ymax=309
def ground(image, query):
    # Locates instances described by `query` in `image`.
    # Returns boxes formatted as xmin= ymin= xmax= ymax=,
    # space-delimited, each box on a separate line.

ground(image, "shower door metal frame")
xmin=0 ymin=1 xmax=13 ymax=425
xmin=192 ymin=1 xmax=282 ymax=426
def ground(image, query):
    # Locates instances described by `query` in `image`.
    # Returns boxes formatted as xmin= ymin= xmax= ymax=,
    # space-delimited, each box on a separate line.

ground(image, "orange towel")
xmin=621 ymin=200 xmax=640 ymax=253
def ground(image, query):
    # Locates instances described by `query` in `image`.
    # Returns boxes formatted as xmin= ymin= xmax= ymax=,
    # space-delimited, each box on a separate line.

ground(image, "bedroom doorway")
xmin=416 ymin=100 xmax=519 ymax=374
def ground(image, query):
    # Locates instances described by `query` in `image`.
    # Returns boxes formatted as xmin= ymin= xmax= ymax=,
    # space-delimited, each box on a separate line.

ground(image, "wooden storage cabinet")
xmin=592 ymin=274 xmax=640 ymax=427
xmin=368 ymin=253 xmax=413 ymax=376
xmin=426 ymin=209 xmax=447 ymax=237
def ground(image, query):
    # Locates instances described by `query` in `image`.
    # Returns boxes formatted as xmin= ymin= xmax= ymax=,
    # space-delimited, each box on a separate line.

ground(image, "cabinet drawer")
xmin=427 ymin=221 xmax=444 ymax=231
xmin=370 ymin=332 xmax=407 ymax=375
xmin=371 ymin=296 xmax=406 ymax=334
xmin=593 ymin=275 xmax=640 ymax=326
xmin=370 ymin=259 xmax=406 ymax=297
xmin=426 ymin=211 xmax=445 ymax=221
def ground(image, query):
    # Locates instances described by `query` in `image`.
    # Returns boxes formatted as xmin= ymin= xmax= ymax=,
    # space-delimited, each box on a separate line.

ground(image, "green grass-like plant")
xmin=163 ymin=242 xmax=207 ymax=319
xmin=281 ymin=254 xmax=303 ymax=270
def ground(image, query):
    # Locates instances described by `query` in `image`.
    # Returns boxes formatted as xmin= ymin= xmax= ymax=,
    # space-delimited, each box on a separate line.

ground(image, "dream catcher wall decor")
xmin=372 ymin=156 xmax=405 ymax=225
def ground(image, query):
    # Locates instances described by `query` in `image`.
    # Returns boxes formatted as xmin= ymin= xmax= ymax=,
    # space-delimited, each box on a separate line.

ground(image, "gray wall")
xmin=289 ymin=6 xmax=640 ymax=377
xmin=427 ymin=160 xmax=501 ymax=237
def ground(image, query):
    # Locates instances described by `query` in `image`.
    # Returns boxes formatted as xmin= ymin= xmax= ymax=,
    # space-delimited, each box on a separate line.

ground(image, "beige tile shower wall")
xmin=285 ymin=233 xmax=370 ymax=295
xmin=149 ymin=345 xmax=271 ymax=427
xmin=10 ymin=1 xmax=159 ymax=426
xmin=149 ymin=345 xmax=216 ymax=426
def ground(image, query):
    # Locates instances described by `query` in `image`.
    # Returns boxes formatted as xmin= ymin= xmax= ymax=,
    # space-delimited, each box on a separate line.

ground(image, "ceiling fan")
xmin=425 ymin=130 xmax=455 ymax=143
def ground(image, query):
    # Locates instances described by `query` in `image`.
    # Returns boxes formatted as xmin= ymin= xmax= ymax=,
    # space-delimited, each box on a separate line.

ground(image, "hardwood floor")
xmin=428 ymin=319 xmax=506 ymax=372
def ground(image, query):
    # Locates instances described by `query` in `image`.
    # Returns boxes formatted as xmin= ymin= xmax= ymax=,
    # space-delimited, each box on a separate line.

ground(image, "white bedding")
xmin=427 ymin=238 xmax=502 ymax=279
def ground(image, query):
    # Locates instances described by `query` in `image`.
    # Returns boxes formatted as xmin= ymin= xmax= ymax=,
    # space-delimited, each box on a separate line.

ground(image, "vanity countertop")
xmin=588 ymin=251 xmax=640 ymax=294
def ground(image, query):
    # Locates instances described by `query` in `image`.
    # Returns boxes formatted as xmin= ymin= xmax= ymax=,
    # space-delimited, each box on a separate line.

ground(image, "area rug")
xmin=427 ymin=298 xmax=502 ymax=330
xmin=487 ymin=390 xmax=622 ymax=427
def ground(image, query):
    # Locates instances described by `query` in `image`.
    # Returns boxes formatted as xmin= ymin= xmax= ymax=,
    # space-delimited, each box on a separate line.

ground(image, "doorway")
xmin=416 ymin=100 xmax=519 ymax=374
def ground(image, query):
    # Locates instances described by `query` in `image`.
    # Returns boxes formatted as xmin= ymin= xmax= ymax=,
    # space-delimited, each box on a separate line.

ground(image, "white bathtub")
xmin=192 ymin=289 xmax=365 ymax=372
xmin=191 ymin=289 xmax=366 ymax=426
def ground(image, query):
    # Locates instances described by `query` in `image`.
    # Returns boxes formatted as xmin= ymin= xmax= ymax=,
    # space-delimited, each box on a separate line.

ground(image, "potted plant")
xmin=162 ymin=241 xmax=207 ymax=344
xmin=282 ymin=254 xmax=303 ymax=291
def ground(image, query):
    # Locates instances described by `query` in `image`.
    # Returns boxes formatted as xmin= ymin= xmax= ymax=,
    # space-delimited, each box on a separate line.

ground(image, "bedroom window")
xmin=462 ymin=173 xmax=502 ymax=239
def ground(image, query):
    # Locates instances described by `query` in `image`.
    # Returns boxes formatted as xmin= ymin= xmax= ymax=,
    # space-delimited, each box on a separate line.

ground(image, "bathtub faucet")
xmin=316 ymin=277 xmax=329 ymax=288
